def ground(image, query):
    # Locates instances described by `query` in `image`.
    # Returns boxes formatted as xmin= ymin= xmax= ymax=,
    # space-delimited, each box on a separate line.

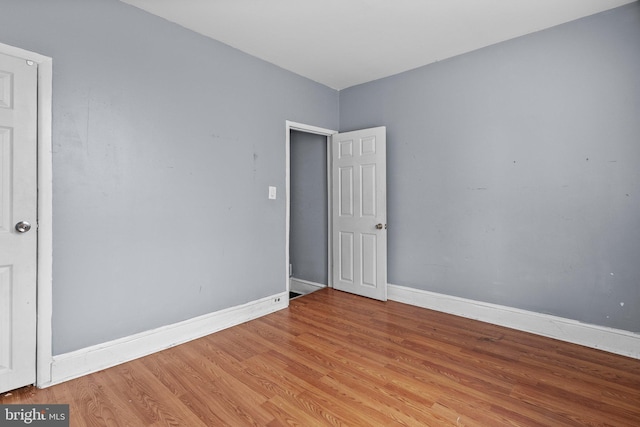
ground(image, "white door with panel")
xmin=332 ymin=127 xmax=387 ymax=301
xmin=0 ymin=52 xmax=38 ymax=393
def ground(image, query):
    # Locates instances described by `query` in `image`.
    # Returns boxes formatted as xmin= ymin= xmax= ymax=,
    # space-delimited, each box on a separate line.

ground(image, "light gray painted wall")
xmin=340 ymin=3 xmax=640 ymax=333
xmin=0 ymin=0 xmax=338 ymax=354
xmin=290 ymin=130 xmax=328 ymax=285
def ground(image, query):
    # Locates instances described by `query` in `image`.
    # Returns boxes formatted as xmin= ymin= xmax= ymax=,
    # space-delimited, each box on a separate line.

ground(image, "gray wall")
xmin=0 ymin=0 xmax=338 ymax=354
xmin=340 ymin=3 xmax=640 ymax=333
xmin=290 ymin=130 xmax=328 ymax=285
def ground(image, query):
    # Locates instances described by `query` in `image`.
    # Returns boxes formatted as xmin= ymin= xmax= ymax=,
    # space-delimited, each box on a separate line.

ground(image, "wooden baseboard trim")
xmin=46 ymin=292 xmax=289 ymax=386
xmin=388 ymin=284 xmax=639 ymax=359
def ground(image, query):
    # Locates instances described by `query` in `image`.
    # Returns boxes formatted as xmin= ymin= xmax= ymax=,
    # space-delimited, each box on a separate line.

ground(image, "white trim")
xmin=287 ymin=121 xmax=336 ymax=136
xmin=46 ymin=292 xmax=288 ymax=386
xmin=285 ymin=121 xmax=337 ymax=297
xmin=0 ymin=42 xmax=54 ymax=388
xmin=289 ymin=277 xmax=327 ymax=295
xmin=326 ymin=138 xmax=333 ymax=288
xmin=388 ymin=284 xmax=640 ymax=359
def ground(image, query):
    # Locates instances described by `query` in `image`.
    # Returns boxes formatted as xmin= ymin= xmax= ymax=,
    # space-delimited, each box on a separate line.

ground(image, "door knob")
xmin=375 ymin=223 xmax=387 ymax=230
xmin=15 ymin=221 xmax=31 ymax=233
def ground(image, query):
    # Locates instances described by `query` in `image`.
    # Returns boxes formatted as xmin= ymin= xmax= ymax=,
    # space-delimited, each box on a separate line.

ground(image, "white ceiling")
xmin=121 ymin=0 xmax=635 ymax=90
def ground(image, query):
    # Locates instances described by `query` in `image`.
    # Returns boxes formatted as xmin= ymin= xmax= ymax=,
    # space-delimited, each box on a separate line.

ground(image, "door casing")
xmin=285 ymin=121 xmax=336 ymax=296
xmin=0 ymin=42 xmax=53 ymax=388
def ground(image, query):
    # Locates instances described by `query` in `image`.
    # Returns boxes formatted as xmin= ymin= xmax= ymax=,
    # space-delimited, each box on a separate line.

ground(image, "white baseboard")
xmin=388 ymin=284 xmax=640 ymax=359
xmin=46 ymin=292 xmax=288 ymax=386
xmin=44 ymin=285 xmax=638 ymax=387
xmin=290 ymin=277 xmax=326 ymax=294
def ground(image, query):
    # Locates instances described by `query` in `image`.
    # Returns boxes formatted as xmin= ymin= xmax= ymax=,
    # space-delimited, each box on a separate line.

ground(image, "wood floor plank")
xmin=104 ymin=360 xmax=207 ymax=427
xmin=137 ymin=348 xmax=229 ymax=426
xmin=2 ymin=288 xmax=639 ymax=426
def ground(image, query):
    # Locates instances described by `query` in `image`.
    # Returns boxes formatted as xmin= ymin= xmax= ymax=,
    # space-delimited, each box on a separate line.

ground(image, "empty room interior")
xmin=1 ymin=0 xmax=639 ymax=425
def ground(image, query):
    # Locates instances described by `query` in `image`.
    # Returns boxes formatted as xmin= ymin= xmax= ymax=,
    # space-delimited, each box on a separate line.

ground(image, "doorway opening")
xmin=285 ymin=121 xmax=336 ymax=300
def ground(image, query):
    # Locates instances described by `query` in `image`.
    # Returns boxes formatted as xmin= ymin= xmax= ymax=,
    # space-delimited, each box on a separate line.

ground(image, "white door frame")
xmin=285 ymin=121 xmax=337 ymax=296
xmin=0 ymin=42 xmax=53 ymax=388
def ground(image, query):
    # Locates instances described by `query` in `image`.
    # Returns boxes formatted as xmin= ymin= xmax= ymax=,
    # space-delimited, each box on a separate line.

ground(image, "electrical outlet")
xmin=268 ymin=186 xmax=277 ymax=199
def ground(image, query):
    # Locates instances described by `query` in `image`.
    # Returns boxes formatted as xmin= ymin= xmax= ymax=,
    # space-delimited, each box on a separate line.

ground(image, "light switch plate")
xmin=268 ymin=186 xmax=277 ymax=200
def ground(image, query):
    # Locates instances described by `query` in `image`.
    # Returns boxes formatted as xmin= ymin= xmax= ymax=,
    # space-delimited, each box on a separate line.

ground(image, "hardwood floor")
xmin=2 ymin=288 xmax=639 ymax=426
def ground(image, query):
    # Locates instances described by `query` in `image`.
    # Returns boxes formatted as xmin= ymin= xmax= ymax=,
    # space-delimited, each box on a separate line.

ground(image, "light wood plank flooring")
xmin=2 ymin=288 xmax=639 ymax=426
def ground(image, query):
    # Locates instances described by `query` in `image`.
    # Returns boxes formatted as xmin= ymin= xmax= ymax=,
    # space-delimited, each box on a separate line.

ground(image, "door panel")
xmin=339 ymin=232 xmax=354 ymax=282
xmin=332 ymin=127 xmax=387 ymax=301
xmin=338 ymin=166 xmax=353 ymax=216
xmin=0 ymin=52 xmax=37 ymax=393
xmin=0 ymin=128 xmax=11 ymax=232
xmin=361 ymin=233 xmax=377 ymax=287
xmin=361 ymin=164 xmax=376 ymax=216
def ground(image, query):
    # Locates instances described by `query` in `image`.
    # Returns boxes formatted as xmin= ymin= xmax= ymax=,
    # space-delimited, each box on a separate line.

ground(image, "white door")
xmin=0 ymin=52 xmax=38 ymax=393
xmin=332 ymin=127 xmax=387 ymax=301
